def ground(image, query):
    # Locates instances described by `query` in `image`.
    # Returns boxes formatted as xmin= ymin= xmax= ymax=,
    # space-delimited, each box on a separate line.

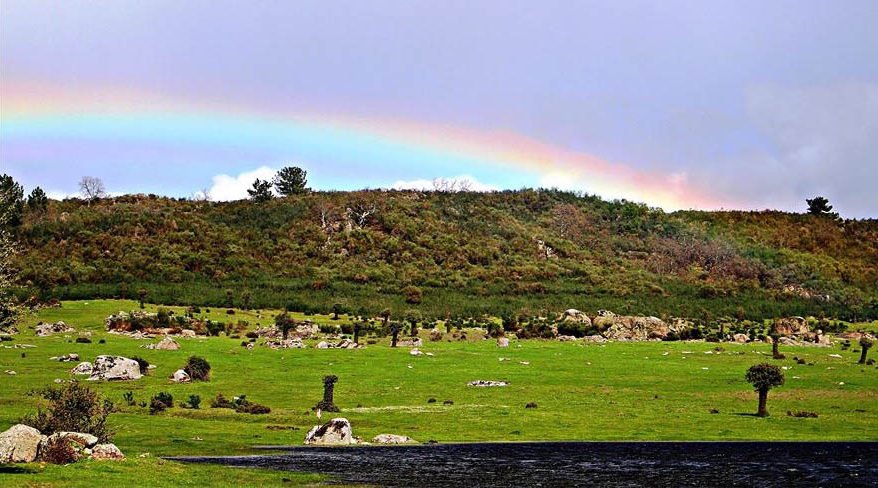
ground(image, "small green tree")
xmin=27 ymin=187 xmax=49 ymax=214
xmin=806 ymin=196 xmax=837 ymax=217
xmin=0 ymin=181 xmax=23 ymax=331
xmin=137 ymin=289 xmax=148 ymax=309
xmin=275 ymin=312 xmax=296 ymax=340
xmin=745 ymin=363 xmax=785 ymax=417
xmin=273 ymin=166 xmax=309 ymax=196
xmin=241 ymin=290 xmax=252 ymax=310
xmin=859 ymin=337 xmax=873 ymax=364
xmin=0 ymin=174 xmax=24 ymax=227
xmin=247 ymin=179 xmax=274 ymax=203
xmin=389 ymin=321 xmax=401 ymax=348
xmin=404 ymin=309 xmax=422 ymax=337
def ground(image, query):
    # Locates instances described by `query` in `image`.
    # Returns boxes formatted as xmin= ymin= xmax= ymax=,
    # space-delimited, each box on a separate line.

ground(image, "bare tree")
xmin=346 ymin=202 xmax=376 ymax=228
xmin=192 ymin=188 xmax=212 ymax=202
xmin=79 ymin=176 xmax=106 ymax=203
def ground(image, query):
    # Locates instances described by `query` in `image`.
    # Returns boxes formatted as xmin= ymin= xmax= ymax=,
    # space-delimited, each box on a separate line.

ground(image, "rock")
xmin=372 ymin=434 xmax=416 ymax=444
xmin=179 ymin=329 xmax=197 ymax=338
xmin=4 ymin=370 xmax=16 ymax=375
xmin=148 ymin=336 xmax=181 ymax=350
xmin=88 ymin=355 xmax=142 ymax=381
xmin=583 ymin=335 xmax=608 ymax=343
xmin=90 ymin=443 xmax=125 ymax=460
xmin=336 ymin=339 xmax=357 ymax=349
xmin=0 ymin=424 xmax=45 ymax=463
xmin=410 ymin=348 xmax=423 ymax=356
xmin=265 ymin=338 xmax=306 ymax=349
xmin=429 ymin=329 xmax=443 ymax=342
xmin=254 ymin=326 xmax=281 ymax=339
xmin=558 ymin=335 xmax=578 ymax=342
xmin=497 ymin=337 xmax=510 ymax=348
xmin=70 ymin=362 xmax=94 ymax=375
xmin=598 ymin=316 xmax=670 ymax=341
xmin=171 ymin=369 xmax=191 ymax=383
xmin=38 ymin=432 xmax=99 ymax=461
xmin=467 ymin=380 xmax=508 ymax=387
xmin=816 ymin=334 xmax=832 ymax=346
xmin=561 ymin=309 xmax=592 ymax=326
xmin=597 ymin=310 xmax=616 ymax=317
xmin=35 ymin=321 xmax=75 ymax=337
xmin=0 ymin=325 xmax=18 ymax=335
xmin=295 ymin=323 xmax=320 ymax=339
xmin=305 ymin=418 xmax=356 ymax=446
xmin=397 ymin=338 xmax=423 ymax=347
xmin=316 ymin=341 xmax=330 ymax=349
xmin=732 ymin=334 xmax=749 ymax=343
xmin=773 ymin=317 xmax=810 ymax=336
xmin=51 ymin=353 xmax=80 ymax=362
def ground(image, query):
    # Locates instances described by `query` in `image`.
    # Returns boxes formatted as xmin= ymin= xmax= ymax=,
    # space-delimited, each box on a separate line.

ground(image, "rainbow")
xmin=1 ymin=81 xmax=723 ymax=210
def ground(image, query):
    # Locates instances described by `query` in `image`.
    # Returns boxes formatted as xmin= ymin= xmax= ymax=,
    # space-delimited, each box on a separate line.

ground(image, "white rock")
xmin=88 ymin=355 xmax=142 ymax=381
xmin=467 ymin=380 xmax=509 ymax=387
xmin=171 ymin=369 xmax=191 ymax=383
xmin=70 ymin=362 xmax=94 ymax=375
xmin=304 ymin=418 xmax=356 ymax=445
xmin=90 ymin=443 xmax=125 ymax=460
xmin=0 ymin=424 xmax=45 ymax=463
xmin=372 ymin=434 xmax=416 ymax=444
xmin=497 ymin=337 xmax=510 ymax=348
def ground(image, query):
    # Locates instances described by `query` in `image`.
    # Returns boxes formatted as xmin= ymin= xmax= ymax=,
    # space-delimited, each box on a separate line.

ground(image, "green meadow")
xmin=1 ymin=300 xmax=877 ymax=487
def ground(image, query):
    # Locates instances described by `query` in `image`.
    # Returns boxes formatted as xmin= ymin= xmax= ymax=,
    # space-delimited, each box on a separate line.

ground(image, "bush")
xmin=40 ymin=436 xmax=80 ymax=464
xmin=131 ymin=356 xmax=150 ymax=375
xmin=236 ymin=402 xmax=271 ymax=415
xmin=154 ymin=392 xmax=174 ymax=408
xmin=75 ymin=337 xmax=92 ymax=344
xmin=149 ymin=398 xmax=167 ymax=415
xmin=21 ymin=382 xmax=114 ymax=442
xmin=183 ymin=356 xmax=211 ymax=381
xmin=402 ymin=285 xmax=423 ymax=304
xmin=211 ymin=393 xmax=235 ymax=409
xmin=187 ymin=394 xmax=201 ymax=409
xmin=122 ymin=391 xmax=135 ymax=406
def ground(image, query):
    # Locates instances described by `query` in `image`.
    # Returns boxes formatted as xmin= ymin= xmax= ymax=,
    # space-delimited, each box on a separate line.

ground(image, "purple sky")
xmin=2 ymin=0 xmax=877 ymax=217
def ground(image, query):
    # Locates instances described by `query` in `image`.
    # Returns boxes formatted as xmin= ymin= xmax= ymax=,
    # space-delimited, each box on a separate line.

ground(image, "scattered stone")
xmin=828 ymin=354 xmax=843 ymax=359
xmin=88 ymin=355 xmax=143 ymax=381
xmin=595 ymin=315 xmax=675 ymax=341
xmin=429 ymin=329 xmax=443 ymax=342
xmin=561 ymin=309 xmax=592 ymax=325
xmin=316 ymin=341 xmax=330 ymax=349
xmin=410 ymin=348 xmax=423 ymax=356
xmin=397 ymin=338 xmax=423 ymax=347
xmin=304 ymin=418 xmax=357 ymax=445
xmin=265 ymin=338 xmax=306 ymax=349
xmin=372 ymin=434 xmax=416 ymax=444
xmin=732 ymin=334 xmax=749 ymax=343
xmin=70 ymin=362 xmax=94 ymax=375
xmin=90 ymin=443 xmax=125 ymax=460
xmin=5 ymin=370 xmax=16 ymax=375
xmin=0 ymin=424 xmax=45 ymax=463
xmin=558 ymin=335 xmax=578 ymax=342
xmin=497 ymin=337 xmax=510 ymax=348
xmin=50 ymin=353 xmax=80 ymax=362
xmin=583 ymin=335 xmax=608 ymax=343
xmin=35 ymin=321 xmax=75 ymax=337
xmin=467 ymin=380 xmax=508 ymax=387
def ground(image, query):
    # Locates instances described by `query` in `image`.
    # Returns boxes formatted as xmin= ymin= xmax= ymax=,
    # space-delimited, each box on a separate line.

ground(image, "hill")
xmin=8 ymin=189 xmax=878 ymax=321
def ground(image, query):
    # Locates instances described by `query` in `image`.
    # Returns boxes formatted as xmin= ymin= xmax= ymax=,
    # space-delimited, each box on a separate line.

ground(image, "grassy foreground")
xmin=1 ymin=300 xmax=877 ymax=486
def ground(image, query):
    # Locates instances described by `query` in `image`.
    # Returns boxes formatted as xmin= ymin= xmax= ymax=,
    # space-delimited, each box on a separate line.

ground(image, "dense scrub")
xmin=8 ymin=189 xmax=878 ymax=320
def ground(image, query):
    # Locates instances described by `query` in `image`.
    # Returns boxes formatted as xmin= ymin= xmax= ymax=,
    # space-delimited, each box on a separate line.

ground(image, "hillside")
xmin=8 ymin=189 xmax=878 ymax=320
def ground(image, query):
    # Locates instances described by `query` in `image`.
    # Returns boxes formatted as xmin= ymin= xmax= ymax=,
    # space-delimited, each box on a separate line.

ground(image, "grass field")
xmin=2 ymin=300 xmax=877 ymax=486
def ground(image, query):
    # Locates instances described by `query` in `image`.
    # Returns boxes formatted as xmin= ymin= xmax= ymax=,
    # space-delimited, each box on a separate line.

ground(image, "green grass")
xmin=2 ymin=300 xmax=877 ymax=486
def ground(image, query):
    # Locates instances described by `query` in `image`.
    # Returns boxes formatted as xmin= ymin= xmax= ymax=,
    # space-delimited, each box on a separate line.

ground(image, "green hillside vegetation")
xmin=5 ymin=178 xmax=878 ymax=321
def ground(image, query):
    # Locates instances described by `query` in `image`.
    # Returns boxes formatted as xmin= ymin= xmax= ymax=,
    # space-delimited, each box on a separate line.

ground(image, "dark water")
xmin=172 ymin=442 xmax=878 ymax=487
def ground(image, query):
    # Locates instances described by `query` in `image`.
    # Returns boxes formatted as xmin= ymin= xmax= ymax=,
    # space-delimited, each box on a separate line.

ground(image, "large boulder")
xmin=773 ymin=317 xmax=810 ymax=336
xmin=171 ymin=369 xmax=191 ymax=383
xmin=88 ymin=356 xmax=142 ymax=381
xmin=372 ymin=434 xmax=416 ymax=444
xmin=0 ymin=424 xmax=45 ymax=463
xmin=35 ymin=321 xmax=75 ymax=337
xmin=305 ymin=418 xmax=357 ymax=446
xmin=90 ymin=443 xmax=125 ymax=460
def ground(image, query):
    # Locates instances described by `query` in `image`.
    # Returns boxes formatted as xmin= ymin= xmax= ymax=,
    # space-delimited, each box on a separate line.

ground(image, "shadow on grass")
xmin=0 ymin=465 xmax=39 ymax=475
xmin=733 ymin=413 xmax=764 ymax=417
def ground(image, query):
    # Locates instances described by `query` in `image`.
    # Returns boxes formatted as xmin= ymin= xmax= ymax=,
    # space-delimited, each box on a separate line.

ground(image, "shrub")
xmin=40 ymin=436 xmax=80 ymax=464
xmin=131 ymin=356 xmax=150 ymax=375
xmin=183 ymin=356 xmax=211 ymax=381
xmin=236 ymin=402 xmax=271 ymax=414
xmin=21 ymin=382 xmax=114 ymax=442
xmin=211 ymin=393 xmax=235 ymax=409
xmin=122 ymin=391 xmax=135 ymax=406
xmin=187 ymin=395 xmax=201 ymax=409
xmin=787 ymin=410 xmax=818 ymax=418
xmin=149 ymin=398 xmax=167 ymax=415
xmin=75 ymin=337 xmax=92 ymax=344
xmin=402 ymin=285 xmax=423 ymax=304
xmin=154 ymin=392 xmax=174 ymax=408
xmin=245 ymin=331 xmax=258 ymax=339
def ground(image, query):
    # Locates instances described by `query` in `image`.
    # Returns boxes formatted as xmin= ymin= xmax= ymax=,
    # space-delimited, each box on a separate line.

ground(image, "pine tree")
xmin=273 ymin=166 xmax=309 ymax=196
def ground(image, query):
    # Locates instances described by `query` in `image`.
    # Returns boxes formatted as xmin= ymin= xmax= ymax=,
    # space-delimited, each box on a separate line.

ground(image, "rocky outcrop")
xmin=35 ymin=321 xmax=75 ymax=337
xmin=305 ymin=418 xmax=357 ymax=445
xmin=372 ymin=434 xmax=416 ymax=444
xmin=314 ymin=339 xmax=359 ymax=350
xmin=561 ymin=309 xmax=592 ymax=326
xmin=264 ymin=338 xmax=306 ymax=349
xmin=70 ymin=362 xmax=94 ymax=375
xmin=429 ymin=329 xmax=443 ymax=342
xmin=88 ymin=356 xmax=142 ymax=381
xmin=596 ymin=315 xmax=671 ymax=341
xmin=0 ymin=424 xmax=44 ymax=463
xmin=773 ymin=317 xmax=810 ymax=336
xmin=583 ymin=335 xmax=608 ymax=343
xmin=37 ymin=432 xmax=99 ymax=462
xmin=0 ymin=325 xmax=18 ymax=336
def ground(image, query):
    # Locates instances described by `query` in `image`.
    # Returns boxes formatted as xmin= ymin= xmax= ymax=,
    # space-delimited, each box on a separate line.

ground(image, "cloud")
xmin=390 ymin=175 xmax=498 ymax=192
xmin=208 ymin=166 xmax=277 ymax=201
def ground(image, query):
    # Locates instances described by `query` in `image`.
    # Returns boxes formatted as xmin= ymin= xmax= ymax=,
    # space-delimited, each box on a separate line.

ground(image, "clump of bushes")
xmin=210 ymin=394 xmax=270 ymax=414
xmin=149 ymin=392 xmax=174 ymax=415
xmin=131 ymin=356 xmax=150 ymax=375
xmin=40 ymin=436 xmax=80 ymax=464
xmin=183 ymin=356 xmax=211 ymax=381
xmin=183 ymin=394 xmax=201 ymax=409
xmin=22 ymin=382 xmax=114 ymax=442
xmin=75 ymin=337 xmax=92 ymax=344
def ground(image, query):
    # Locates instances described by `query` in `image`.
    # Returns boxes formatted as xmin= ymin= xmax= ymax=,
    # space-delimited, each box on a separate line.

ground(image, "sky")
xmin=1 ymin=0 xmax=877 ymax=217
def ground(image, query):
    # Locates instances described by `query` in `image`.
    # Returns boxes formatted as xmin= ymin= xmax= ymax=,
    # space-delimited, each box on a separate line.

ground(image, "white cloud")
xmin=208 ymin=166 xmax=277 ymax=201
xmin=390 ymin=175 xmax=498 ymax=192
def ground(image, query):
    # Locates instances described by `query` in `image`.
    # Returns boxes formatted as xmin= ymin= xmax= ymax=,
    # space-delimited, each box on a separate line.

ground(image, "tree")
xmin=404 ymin=309 xmax=422 ymax=337
xmin=0 ymin=174 xmax=24 ymax=227
xmin=316 ymin=375 xmax=340 ymax=412
xmin=27 ymin=187 xmax=49 ymax=214
xmin=806 ymin=196 xmax=837 ymax=217
xmin=247 ymin=179 xmax=274 ymax=203
xmin=745 ymin=363 xmax=785 ymax=417
xmin=273 ymin=166 xmax=309 ymax=196
xmin=770 ymin=333 xmax=785 ymax=360
xmin=859 ymin=337 xmax=873 ymax=365
xmin=389 ymin=321 xmax=401 ymax=348
xmin=275 ymin=312 xmax=296 ymax=340
xmin=79 ymin=176 xmax=107 ymax=203
xmin=0 ymin=181 xmax=23 ymax=332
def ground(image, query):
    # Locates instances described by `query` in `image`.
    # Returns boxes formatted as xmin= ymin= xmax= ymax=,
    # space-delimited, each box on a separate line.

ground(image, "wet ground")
xmin=172 ymin=442 xmax=878 ymax=487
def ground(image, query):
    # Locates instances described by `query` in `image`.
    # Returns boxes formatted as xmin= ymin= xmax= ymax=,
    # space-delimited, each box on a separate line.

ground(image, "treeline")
xmin=4 ymin=178 xmax=878 ymax=321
